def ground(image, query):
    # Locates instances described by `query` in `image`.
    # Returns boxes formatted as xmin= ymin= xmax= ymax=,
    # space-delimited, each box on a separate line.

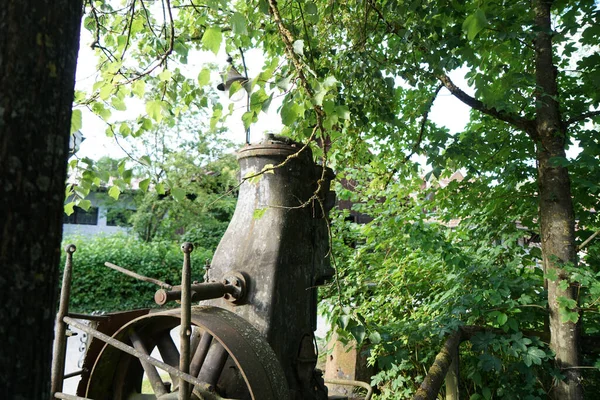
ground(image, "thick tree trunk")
xmin=533 ymin=1 xmax=582 ymax=398
xmin=0 ymin=1 xmax=83 ymax=398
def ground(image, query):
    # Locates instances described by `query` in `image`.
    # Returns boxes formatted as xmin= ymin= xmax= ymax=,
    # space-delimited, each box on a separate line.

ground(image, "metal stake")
xmin=51 ymin=244 xmax=76 ymax=398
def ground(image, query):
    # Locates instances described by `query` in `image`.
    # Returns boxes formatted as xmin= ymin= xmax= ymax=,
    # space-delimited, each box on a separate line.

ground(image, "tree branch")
xmin=577 ymin=229 xmax=600 ymax=252
xmin=566 ymin=110 xmax=600 ymax=127
xmin=437 ymin=74 xmax=536 ymax=136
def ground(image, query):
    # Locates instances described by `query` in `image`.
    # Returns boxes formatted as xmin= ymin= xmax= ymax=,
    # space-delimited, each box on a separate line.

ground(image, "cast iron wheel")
xmin=83 ymin=306 xmax=289 ymax=400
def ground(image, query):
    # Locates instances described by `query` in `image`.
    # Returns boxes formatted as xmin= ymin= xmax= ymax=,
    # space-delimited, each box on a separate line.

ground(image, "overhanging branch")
xmin=437 ymin=74 xmax=536 ymax=137
xmin=566 ymin=110 xmax=600 ymax=127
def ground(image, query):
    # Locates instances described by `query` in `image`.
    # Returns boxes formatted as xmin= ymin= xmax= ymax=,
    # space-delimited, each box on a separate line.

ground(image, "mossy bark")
xmin=413 ymin=331 xmax=461 ymax=400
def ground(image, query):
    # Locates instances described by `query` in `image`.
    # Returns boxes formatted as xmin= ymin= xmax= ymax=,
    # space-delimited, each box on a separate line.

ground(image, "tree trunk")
xmin=0 ymin=1 xmax=83 ymax=398
xmin=533 ymin=1 xmax=582 ymax=398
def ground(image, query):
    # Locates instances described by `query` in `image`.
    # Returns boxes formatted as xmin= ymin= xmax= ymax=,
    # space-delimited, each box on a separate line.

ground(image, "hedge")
xmin=59 ymin=234 xmax=213 ymax=313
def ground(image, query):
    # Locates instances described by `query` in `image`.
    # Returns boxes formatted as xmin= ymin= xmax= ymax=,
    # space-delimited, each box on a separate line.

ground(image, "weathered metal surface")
xmin=207 ymin=136 xmax=335 ymax=399
xmin=179 ymin=242 xmax=192 ymax=400
xmin=81 ymin=306 xmax=289 ymax=400
xmin=51 ymin=244 xmax=76 ymax=397
xmin=75 ymin=308 xmax=151 ymax=396
xmin=154 ymin=272 xmax=247 ymax=306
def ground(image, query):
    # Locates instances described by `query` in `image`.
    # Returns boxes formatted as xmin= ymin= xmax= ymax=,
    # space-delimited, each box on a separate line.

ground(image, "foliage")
xmin=61 ymin=234 xmax=212 ymax=313
xmin=75 ymin=0 xmax=600 ymax=398
xmin=130 ymin=145 xmax=238 ymax=244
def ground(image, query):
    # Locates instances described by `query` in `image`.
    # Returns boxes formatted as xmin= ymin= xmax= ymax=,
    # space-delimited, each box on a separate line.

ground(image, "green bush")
xmin=60 ymin=234 xmax=213 ymax=313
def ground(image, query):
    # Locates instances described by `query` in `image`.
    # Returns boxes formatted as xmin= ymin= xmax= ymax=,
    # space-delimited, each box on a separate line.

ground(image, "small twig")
xmin=577 ymin=229 xmax=600 ymax=251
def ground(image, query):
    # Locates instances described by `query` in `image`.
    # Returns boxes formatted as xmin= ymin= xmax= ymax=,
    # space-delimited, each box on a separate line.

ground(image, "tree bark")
xmin=0 ymin=1 xmax=83 ymax=398
xmin=413 ymin=330 xmax=462 ymax=400
xmin=533 ymin=1 xmax=582 ymax=399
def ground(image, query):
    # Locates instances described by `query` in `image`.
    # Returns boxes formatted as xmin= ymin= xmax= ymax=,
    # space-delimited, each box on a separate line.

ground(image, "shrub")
xmin=59 ymin=234 xmax=213 ymax=313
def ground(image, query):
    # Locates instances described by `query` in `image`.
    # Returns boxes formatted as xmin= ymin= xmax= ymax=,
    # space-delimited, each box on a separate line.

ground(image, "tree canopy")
xmin=71 ymin=1 xmax=600 ymax=399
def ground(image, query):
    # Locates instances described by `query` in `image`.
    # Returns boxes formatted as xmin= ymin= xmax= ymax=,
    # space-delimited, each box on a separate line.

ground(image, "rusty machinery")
xmin=51 ymin=136 xmax=373 ymax=400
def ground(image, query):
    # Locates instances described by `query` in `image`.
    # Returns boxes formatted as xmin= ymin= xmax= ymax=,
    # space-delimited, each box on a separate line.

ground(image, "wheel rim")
xmin=85 ymin=306 xmax=289 ymax=400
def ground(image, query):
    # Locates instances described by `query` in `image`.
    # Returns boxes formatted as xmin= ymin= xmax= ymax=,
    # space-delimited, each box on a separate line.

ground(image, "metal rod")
xmin=179 ymin=242 xmax=193 ymax=400
xmin=154 ymin=282 xmax=235 ymax=305
xmin=130 ymin=330 xmax=168 ymax=396
xmin=63 ymin=369 xmax=83 ymax=379
xmin=324 ymin=379 xmax=373 ymax=400
xmin=54 ymin=392 xmax=93 ymax=400
xmin=51 ymin=244 xmax=76 ymax=397
xmin=63 ymin=316 xmax=213 ymax=391
xmin=104 ymin=261 xmax=173 ymax=290
xmin=66 ymin=312 xmax=108 ymax=322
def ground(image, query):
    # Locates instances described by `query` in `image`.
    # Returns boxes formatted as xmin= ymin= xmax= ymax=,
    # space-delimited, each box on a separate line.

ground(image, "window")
xmin=64 ymin=206 xmax=99 ymax=225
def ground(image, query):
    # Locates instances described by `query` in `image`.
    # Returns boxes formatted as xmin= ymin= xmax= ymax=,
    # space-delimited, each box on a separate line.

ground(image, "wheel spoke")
xmin=129 ymin=330 xmax=168 ymax=396
xmin=189 ymin=332 xmax=213 ymax=378
xmin=156 ymin=331 xmax=180 ymax=387
xmin=197 ymin=341 xmax=228 ymax=388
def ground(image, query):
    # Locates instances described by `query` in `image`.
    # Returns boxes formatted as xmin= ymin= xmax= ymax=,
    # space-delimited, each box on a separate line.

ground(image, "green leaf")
xmin=305 ymin=2 xmax=318 ymax=16
xmin=462 ymin=9 xmax=488 ymax=40
xmin=202 ymin=27 xmax=222 ymax=55
xmin=132 ymin=80 xmax=145 ymax=98
xmin=139 ymin=178 xmax=151 ymax=192
xmin=350 ymin=324 xmax=366 ymax=343
xmin=281 ymin=101 xmax=303 ymax=126
xmin=64 ymin=202 xmax=75 ymax=216
xmin=171 ymin=187 xmax=186 ymax=202
xmin=158 ymin=69 xmax=172 ymax=82
xmin=253 ymin=207 xmax=267 ymax=219
xmin=368 ymin=331 xmax=382 ymax=344
xmin=146 ymin=100 xmax=163 ymax=122
xmin=339 ymin=314 xmax=350 ymax=329
xmin=293 ymin=40 xmax=304 ymax=56
xmin=140 ymin=155 xmax=152 ymax=166
xmin=231 ymin=12 xmax=248 ymax=35
xmin=198 ymin=68 xmax=211 ymax=86
xmin=70 ymin=109 xmax=82 ymax=134
xmin=78 ymin=199 xmax=92 ymax=211
xmin=497 ymin=312 xmax=508 ymax=326
xmin=242 ymin=111 xmax=255 ymax=130
xmin=111 ymin=97 xmax=127 ymax=111
xmin=156 ymin=182 xmax=166 ymax=195
xmin=108 ymin=185 xmax=121 ymax=200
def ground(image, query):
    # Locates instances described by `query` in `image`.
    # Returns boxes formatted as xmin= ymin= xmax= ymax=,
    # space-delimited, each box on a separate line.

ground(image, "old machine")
xmin=51 ymin=136 xmax=372 ymax=400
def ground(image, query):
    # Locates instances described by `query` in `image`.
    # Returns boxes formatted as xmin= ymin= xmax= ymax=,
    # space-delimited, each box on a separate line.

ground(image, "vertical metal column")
xmin=179 ymin=242 xmax=193 ymax=400
xmin=51 ymin=244 xmax=76 ymax=397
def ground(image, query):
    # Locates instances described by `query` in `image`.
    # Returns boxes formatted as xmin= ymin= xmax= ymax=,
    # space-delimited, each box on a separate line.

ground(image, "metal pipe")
xmin=179 ymin=242 xmax=193 ymax=400
xmin=104 ymin=261 xmax=173 ymax=290
xmin=51 ymin=244 xmax=76 ymax=397
xmin=63 ymin=316 xmax=213 ymax=391
xmin=154 ymin=282 xmax=235 ymax=305
xmin=324 ymin=378 xmax=373 ymax=400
